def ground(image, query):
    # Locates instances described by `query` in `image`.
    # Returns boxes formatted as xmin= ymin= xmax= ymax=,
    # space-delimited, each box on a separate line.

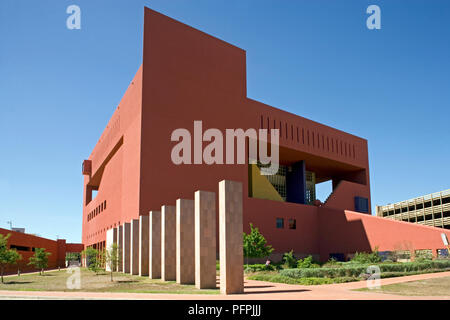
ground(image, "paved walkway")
xmin=0 ymin=271 xmax=449 ymax=300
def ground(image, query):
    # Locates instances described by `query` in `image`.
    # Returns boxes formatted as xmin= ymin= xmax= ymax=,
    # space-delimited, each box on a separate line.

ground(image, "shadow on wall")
xmin=318 ymin=208 xmax=372 ymax=262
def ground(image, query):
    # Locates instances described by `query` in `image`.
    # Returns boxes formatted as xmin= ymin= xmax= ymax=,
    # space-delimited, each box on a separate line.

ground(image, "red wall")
xmin=318 ymin=209 xmax=450 ymax=261
xmin=0 ymin=228 xmax=83 ymax=275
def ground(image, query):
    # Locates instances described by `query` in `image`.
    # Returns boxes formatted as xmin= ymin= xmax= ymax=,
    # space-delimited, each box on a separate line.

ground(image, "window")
xmin=10 ymin=245 xmax=30 ymax=251
xmin=354 ymin=197 xmax=369 ymax=213
xmin=288 ymin=219 xmax=296 ymax=230
xmin=276 ymin=218 xmax=284 ymax=229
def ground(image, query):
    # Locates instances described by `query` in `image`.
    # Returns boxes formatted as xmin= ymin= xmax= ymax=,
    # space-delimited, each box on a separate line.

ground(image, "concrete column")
xmin=219 ymin=180 xmax=244 ymax=294
xmin=161 ymin=205 xmax=176 ymax=281
xmin=122 ymin=222 xmax=131 ymax=273
xmin=139 ymin=215 xmax=150 ymax=276
xmin=194 ymin=190 xmax=217 ymax=289
xmin=105 ymin=227 xmax=118 ymax=272
xmin=149 ymin=210 xmax=161 ymax=279
xmin=176 ymin=199 xmax=195 ymax=284
xmin=117 ymin=225 xmax=123 ymax=272
xmin=130 ymin=219 xmax=140 ymax=275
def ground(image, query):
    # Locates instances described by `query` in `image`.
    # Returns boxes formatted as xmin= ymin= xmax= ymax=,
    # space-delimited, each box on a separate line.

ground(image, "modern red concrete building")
xmin=82 ymin=8 xmax=450 ymax=262
xmin=0 ymin=228 xmax=83 ymax=275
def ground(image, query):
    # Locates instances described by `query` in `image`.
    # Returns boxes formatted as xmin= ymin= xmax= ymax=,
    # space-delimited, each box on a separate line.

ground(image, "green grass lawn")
xmin=356 ymin=276 xmax=450 ymax=296
xmin=0 ymin=268 xmax=219 ymax=294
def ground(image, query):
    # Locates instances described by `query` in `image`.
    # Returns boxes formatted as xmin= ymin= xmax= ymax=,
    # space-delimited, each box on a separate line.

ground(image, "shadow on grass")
xmin=2 ymin=281 xmax=33 ymax=285
xmin=116 ymin=280 xmax=139 ymax=284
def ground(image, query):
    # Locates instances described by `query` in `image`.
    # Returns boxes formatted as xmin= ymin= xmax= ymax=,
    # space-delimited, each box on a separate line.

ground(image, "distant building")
xmin=0 ymin=228 xmax=83 ymax=275
xmin=11 ymin=227 xmax=25 ymax=233
xmin=376 ymin=189 xmax=450 ymax=229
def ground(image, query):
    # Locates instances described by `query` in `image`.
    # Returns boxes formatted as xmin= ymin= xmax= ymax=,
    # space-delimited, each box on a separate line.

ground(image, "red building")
xmin=82 ymin=8 xmax=450 ymax=262
xmin=0 ymin=228 xmax=83 ymax=275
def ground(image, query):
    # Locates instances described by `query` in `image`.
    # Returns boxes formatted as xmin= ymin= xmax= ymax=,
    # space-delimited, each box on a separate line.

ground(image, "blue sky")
xmin=1 ymin=0 xmax=449 ymax=243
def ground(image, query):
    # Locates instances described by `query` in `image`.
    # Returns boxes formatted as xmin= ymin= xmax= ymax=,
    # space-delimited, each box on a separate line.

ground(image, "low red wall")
xmin=245 ymin=198 xmax=320 ymax=255
xmin=318 ymin=208 xmax=450 ymax=261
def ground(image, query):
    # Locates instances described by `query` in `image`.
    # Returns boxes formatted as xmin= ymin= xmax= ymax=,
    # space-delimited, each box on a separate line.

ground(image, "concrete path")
xmin=0 ymin=271 xmax=449 ymax=300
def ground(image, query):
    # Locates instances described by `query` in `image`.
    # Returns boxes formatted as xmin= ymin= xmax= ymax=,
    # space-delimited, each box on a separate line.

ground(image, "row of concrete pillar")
xmin=105 ymin=180 xmax=244 ymax=294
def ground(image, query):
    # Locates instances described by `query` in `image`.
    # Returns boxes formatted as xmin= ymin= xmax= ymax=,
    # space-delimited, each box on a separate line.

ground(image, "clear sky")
xmin=1 ymin=0 xmax=449 ymax=243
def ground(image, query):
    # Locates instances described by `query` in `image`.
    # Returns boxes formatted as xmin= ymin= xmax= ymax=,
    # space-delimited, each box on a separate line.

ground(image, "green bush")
xmin=244 ymin=264 xmax=276 ymax=273
xmin=247 ymin=273 xmax=358 ymax=285
xmin=282 ymin=250 xmax=297 ymax=269
xmin=322 ymin=258 xmax=346 ymax=268
xmin=297 ymin=255 xmax=320 ymax=269
xmin=350 ymin=248 xmax=381 ymax=264
xmin=280 ymin=260 xmax=450 ymax=279
xmin=414 ymin=250 xmax=433 ymax=262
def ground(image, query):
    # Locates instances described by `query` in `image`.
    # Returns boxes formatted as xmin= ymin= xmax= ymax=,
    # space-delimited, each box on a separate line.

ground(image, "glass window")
xmin=288 ymin=219 xmax=296 ymax=229
xmin=276 ymin=218 xmax=284 ymax=229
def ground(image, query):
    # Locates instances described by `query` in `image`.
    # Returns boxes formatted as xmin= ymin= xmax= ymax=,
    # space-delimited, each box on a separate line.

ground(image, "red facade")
xmin=82 ymin=8 xmax=450 ymax=261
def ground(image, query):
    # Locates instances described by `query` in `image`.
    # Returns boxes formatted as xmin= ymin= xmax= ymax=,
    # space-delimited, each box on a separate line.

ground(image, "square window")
xmin=276 ymin=218 xmax=284 ymax=229
xmin=288 ymin=219 xmax=296 ymax=229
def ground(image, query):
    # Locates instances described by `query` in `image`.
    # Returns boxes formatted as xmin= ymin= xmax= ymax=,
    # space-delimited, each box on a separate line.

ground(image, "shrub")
xmin=297 ymin=255 xmax=320 ymax=269
xmin=247 ymin=273 xmax=358 ymax=285
xmin=282 ymin=250 xmax=297 ymax=269
xmin=414 ymin=250 xmax=433 ymax=262
xmin=280 ymin=260 xmax=450 ymax=279
xmin=244 ymin=264 xmax=276 ymax=273
xmin=350 ymin=248 xmax=381 ymax=264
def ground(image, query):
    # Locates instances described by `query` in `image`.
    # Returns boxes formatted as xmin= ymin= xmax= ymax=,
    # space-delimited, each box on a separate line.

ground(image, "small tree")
xmin=105 ymin=243 xmax=120 ymax=281
xmin=0 ymin=234 xmax=22 ymax=283
xmin=28 ymin=248 xmax=51 ymax=275
xmin=282 ymin=250 xmax=297 ymax=268
xmin=82 ymin=247 xmax=103 ymax=275
xmin=243 ymin=223 xmax=274 ymax=265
